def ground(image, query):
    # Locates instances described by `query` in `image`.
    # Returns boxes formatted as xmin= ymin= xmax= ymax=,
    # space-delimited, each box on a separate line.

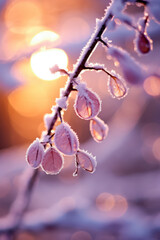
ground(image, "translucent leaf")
xmin=134 ymin=32 xmax=152 ymax=54
xmin=41 ymin=147 xmax=64 ymax=175
xmin=54 ymin=122 xmax=79 ymax=155
xmin=26 ymin=138 xmax=44 ymax=168
xmin=74 ymin=83 xmax=101 ymax=120
xmin=90 ymin=117 xmax=109 ymax=142
xmin=108 ymin=74 xmax=128 ymax=99
xmin=75 ymin=149 xmax=97 ymax=174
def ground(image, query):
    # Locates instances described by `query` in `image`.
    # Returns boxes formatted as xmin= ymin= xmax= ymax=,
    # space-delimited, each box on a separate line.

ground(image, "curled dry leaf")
xmin=74 ymin=149 xmax=97 ymax=175
xmin=54 ymin=122 xmax=79 ymax=155
xmin=26 ymin=138 xmax=44 ymax=168
xmin=41 ymin=147 xmax=64 ymax=175
xmin=74 ymin=83 xmax=101 ymax=120
xmin=108 ymin=74 xmax=128 ymax=99
xmin=90 ymin=117 xmax=109 ymax=142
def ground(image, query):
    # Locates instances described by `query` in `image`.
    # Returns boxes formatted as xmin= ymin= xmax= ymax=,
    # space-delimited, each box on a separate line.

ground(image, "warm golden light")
xmin=30 ymin=48 xmax=68 ymax=80
xmin=30 ymin=31 xmax=67 ymax=81
xmin=143 ymin=76 xmax=160 ymax=96
xmin=30 ymin=30 xmax=59 ymax=46
xmin=8 ymin=84 xmax=50 ymax=117
xmin=5 ymin=0 xmax=42 ymax=34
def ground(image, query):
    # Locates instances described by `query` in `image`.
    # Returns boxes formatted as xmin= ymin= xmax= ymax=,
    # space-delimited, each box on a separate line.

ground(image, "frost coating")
xmin=41 ymin=147 xmax=64 ymax=175
xmin=56 ymin=96 xmax=68 ymax=110
xmin=75 ymin=149 xmax=97 ymax=173
xmin=90 ymin=117 xmax=109 ymax=142
xmin=74 ymin=83 xmax=101 ymax=120
xmin=107 ymin=45 xmax=148 ymax=84
xmin=26 ymin=138 xmax=44 ymax=168
xmin=54 ymin=122 xmax=79 ymax=155
xmin=44 ymin=113 xmax=54 ymax=130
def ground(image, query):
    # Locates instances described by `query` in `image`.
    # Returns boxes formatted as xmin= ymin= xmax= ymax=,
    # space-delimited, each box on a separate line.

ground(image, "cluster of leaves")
xmin=26 ymin=0 xmax=160 ymax=176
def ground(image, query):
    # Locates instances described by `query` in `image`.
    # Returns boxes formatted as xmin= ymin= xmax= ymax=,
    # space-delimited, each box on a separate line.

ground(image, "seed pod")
xmin=54 ymin=122 xmax=79 ymax=155
xmin=74 ymin=83 xmax=101 ymax=120
xmin=41 ymin=147 xmax=64 ymax=175
xmin=75 ymin=149 xmax=97 ymax=174
xmin=108 ymin=74 xmax=128 ymax=99
xmin=26 ymin=138 xmax=44 ymax=168
xmin=90 ymin=117 xmax=109 ymax=142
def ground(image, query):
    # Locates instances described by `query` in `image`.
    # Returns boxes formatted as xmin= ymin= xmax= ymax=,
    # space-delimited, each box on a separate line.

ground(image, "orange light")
xmin=8 ymin=84 xmax=50 ymax=118
xmin=30 ymin=30 xmax=59 ymax=46
xmin=143 ymin=76 xmax=160 ymax=96
xmin=30 ymin=48 xmax=68 ymax=81
xmin=30 ymin=31 xmax=68 ymax=81
xmin=4 ymin=0 xmax=42 ymax=34
xmin=96 ymin=193 xmax=128 ymax=218
xmin=96 ymin=192 xmax=115 ymax=212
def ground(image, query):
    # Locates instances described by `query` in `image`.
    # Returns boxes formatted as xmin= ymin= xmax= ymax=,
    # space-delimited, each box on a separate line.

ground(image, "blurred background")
xmin=0 ymin=0 xmax=160 ymax=239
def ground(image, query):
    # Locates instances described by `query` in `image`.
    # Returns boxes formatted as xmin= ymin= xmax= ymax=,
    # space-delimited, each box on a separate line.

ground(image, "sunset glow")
xmin=30 ymin=31 xmax=68 ymax=81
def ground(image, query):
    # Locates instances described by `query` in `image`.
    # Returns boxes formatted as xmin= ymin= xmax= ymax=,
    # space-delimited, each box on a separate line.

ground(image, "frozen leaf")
xmin=108 ymin=73 xmax=128 ymax=99
xmin=107 ymin=45 xmax=147 ymax=84
xmin=54 ymin=122 xmax=79 ymax=155
xmin=75 ymin=149 xmax=97 ymax=174
xmin=26 ymin=138 xmax=44 ymax=168
xmin=134 ymin=32 xmax=152 ymax=54
xmin=90 ymin=117 xmax=109 ymax=142
xmin=74 ymin=83 xmax=101 ymax=120
xmin=41 ymin=147 xmax=64 ymax=175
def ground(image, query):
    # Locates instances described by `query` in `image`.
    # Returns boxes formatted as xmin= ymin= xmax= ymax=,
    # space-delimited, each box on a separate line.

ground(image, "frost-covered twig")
xmin=1 ymin=0 xmax=160 ymax=237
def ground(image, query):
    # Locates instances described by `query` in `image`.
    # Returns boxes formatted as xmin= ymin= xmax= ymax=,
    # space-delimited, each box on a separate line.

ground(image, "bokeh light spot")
xmin=96 ymin=193 xmax=128 ymax=218
xmin=5 ymin=0 xmax=42 ymax=34
xmin=143 ymin=76 xmax=160 ymax=96
xmin=30 ymin=30 xmax=59 ymax=46
xmin=30 ymin=48 xmax=68 ymax=81
xmin=8 ymin=84 xmax=50 ymax=117
xmin=96 ymin=192 xmax=115 ymax=212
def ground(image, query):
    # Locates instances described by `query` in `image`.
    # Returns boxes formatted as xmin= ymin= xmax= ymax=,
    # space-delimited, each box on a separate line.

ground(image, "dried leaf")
xmin=26 ymin=138 xmax=44 ymax=168
xmin=90 ymin=117 xmax=109 ymax=142
xmin=74 ymin=83 xmax=101 ymax=120
xmin=75 ymin=149 xmax=97 ymax=173
xmin=41 ymin=147 xmax=64 ymax=175
xmin=54 ymin=122 xmax=79 ymax=155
